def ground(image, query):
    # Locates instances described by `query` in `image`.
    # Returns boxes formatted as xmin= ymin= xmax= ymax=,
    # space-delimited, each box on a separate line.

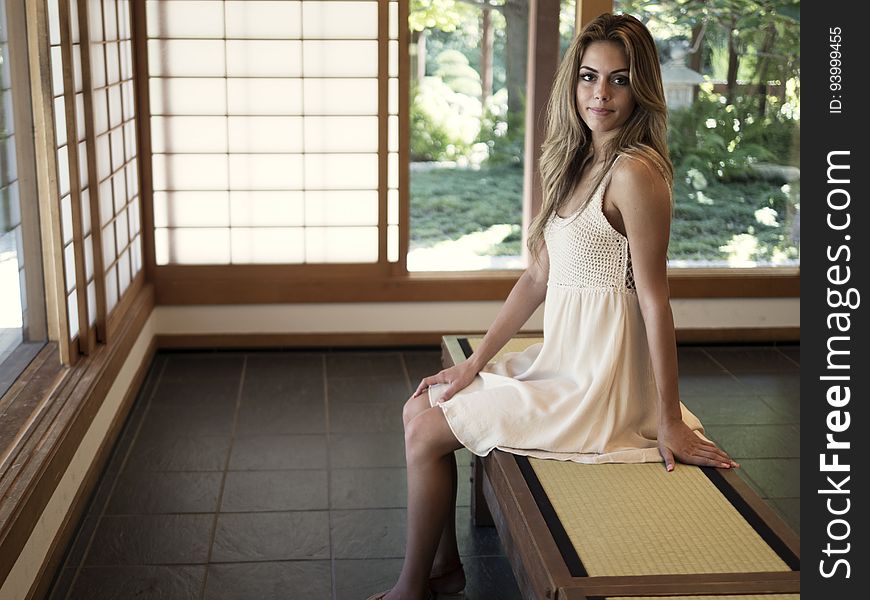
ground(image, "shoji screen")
xmin=39 ymin=0 xmax=143 ymax=360
xmin=89 ymin=0 xmax=142 ymax=314
xmin=147 ymin=0 xmax=392 ymax=265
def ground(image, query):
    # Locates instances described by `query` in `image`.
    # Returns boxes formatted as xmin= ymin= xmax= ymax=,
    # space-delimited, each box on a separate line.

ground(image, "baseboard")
xmin=157 ymin=327 xmax=799 ymax=350
xmin=676 ymin=327 xmax=799 ymax=344
xmin=156 ymin=331 xmax=455 ymax=349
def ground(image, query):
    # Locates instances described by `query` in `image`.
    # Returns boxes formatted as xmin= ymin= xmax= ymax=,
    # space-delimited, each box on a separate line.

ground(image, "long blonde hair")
xmin=528 ymin=13 xmax=673 ymax=263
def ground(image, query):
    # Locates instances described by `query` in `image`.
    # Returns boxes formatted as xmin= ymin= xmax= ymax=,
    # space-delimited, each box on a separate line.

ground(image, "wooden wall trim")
xmin=0 ymin=283 xmax=155 ymax=587
xmin=28 ymin=334 xmax=158 ymax=600
xmin=152 ymin=267 xmax=799 ymax=304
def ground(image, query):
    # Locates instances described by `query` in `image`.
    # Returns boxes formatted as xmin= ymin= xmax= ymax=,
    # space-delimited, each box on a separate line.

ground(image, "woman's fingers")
xmin=682 ymin=444 xmax=736 ymax=468
xmin=690 ymin=455 xmax=728 ymax=468
xmin=414 ymin=371 xmax=457 ymax=397
xmin=700 ymin=444 xmax=731 ymax=462
xmin=708 ymin=446 xmax=737 ymax=466
xmin=413 ymin=375 xmax=438 ymax=397
xmin=692 ymin=448 xmax=732 ymax=467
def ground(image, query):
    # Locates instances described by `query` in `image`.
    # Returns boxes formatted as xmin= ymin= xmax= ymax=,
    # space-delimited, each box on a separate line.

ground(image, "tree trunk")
xmin=502 ymin=0 xmax=529 ymax=116
xmin=689 ymin=21 xmax=705 ymax=102
xmin=689 ymin=22 xmax=704 ymax=72
xmin=756 ymin=23 xmax=777 ymax=118
xmin=726 ymin=16 xmax=740 ymax=105
xmin=481 ymin=7 xmax=493 ymax=105
xmin=417 ymin=29 xmax=428 ymax=81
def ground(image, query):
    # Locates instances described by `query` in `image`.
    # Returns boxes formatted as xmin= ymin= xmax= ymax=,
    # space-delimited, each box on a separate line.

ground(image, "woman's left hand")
xmin=657 ymin=419 xmax=739 ymax=471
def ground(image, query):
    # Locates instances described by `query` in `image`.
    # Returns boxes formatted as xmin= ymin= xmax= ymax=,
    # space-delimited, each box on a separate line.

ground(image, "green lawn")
xmin=410 ymin=164 xmax=799 ymax=264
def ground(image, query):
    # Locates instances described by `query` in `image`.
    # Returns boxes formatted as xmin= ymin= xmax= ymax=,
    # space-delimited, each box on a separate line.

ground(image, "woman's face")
xmin=575 ymin=41 xmax=636 ymax=134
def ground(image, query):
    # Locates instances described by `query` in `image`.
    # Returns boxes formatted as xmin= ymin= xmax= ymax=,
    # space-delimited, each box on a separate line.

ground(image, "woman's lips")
xmin=588 ymin=107 xmax=614 ymax=116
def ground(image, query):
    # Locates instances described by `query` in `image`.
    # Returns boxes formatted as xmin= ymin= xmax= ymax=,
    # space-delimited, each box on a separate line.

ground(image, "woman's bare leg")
xmin=386 ymin=404 xmax=463 ymax=599
xmin=428 ymin=449 xmax=466 ymax=593
xmin=402 ymin=395 xmax=463 ymax=584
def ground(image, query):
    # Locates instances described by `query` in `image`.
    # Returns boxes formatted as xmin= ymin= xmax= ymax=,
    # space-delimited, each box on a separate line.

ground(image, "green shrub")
xmin=410 ymin=89 xmax=455 ymax=161
xmin=668 ymin=89 xmax=799 ymax=182
xmin=410 ymin=77 xmax=482 ymax=162
xmin=434 ymin=49 xmax=482 ymax=97
xmin=476 ymin=89 xmax=524 ymax=167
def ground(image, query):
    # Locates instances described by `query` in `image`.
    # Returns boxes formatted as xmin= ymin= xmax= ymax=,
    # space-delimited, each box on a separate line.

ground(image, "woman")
xmin=368 ymin=13 xmax=737 ymax=600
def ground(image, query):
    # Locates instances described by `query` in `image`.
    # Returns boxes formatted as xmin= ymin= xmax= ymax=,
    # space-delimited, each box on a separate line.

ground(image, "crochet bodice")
xmin=544 ymin=158 xmax=636 ymax=291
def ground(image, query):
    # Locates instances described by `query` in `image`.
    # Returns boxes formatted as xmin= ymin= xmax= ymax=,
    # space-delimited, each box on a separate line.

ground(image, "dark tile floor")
xmin=48 ymin=344 xmax=800 ymax=599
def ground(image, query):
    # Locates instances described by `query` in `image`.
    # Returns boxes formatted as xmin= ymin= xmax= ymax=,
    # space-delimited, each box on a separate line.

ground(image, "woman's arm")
xmin=466 ymin=244 xmax=550 ymax=373
xmin=414 ymin=243 xmax=550 ymax=401
xmin=612 ymin=158 xmax=737 ymax=470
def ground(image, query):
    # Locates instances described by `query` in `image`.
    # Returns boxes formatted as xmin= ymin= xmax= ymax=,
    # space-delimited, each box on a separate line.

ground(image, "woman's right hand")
xmin=413 ymin=360 xmax=480 ymax=403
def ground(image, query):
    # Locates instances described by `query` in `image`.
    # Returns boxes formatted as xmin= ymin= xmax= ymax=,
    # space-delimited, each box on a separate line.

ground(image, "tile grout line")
xmin=323 ymin=353 xmax=338 ymax=600
xmin=698 ymin=346 xmax=744 ymax=383
xmin=198 ymin=355 xmax=248 ymax=600
xmin=60 ymin=355 xmax=169 ymax=599
xmin=398 ymin=352 xmax=415 ymax=398
xmin=774 ymin=345 xmax=800 ymax=368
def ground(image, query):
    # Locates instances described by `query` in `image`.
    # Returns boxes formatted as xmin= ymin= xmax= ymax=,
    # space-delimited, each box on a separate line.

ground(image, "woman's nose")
xmin=595 ymin=81 xmax=610 ymax=101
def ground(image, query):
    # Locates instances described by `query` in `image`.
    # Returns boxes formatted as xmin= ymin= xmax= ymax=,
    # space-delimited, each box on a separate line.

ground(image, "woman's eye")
xmin=613 ymin=76 xmax=629 ymax=86
xmin=580 ymin=72 xmax=595 ymax=81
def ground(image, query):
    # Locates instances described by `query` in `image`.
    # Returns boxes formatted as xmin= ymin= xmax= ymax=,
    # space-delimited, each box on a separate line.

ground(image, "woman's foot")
xmin=366 ymin=590 xmax=435 ymax=600
xmin=429 ymin=562 xmax=466 ymax=595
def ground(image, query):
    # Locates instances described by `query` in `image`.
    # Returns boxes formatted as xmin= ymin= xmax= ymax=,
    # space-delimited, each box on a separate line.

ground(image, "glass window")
xmin=1 ymin=0 xmax=47 ymax=396
xmin=408 ymin=0 xmax=530 ymax=271
xmin=615 ymin=0 xmax=800 ymax=268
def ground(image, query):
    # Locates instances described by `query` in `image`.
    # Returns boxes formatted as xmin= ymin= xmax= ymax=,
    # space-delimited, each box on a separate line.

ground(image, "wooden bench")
xmin=441 ymin=335 xmax=800 ymax=600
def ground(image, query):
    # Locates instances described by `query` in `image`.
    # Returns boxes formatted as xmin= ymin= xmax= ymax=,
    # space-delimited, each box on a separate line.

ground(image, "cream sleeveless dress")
xmin=428 ymin=157 xmax=705 ymax=464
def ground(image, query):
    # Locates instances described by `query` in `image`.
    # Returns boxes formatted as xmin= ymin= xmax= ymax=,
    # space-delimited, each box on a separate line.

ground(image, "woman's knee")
xmin=402 ymin=390 xmax=430 ymax=428
xmin=404 ymin=407 xmax=459 ymax=463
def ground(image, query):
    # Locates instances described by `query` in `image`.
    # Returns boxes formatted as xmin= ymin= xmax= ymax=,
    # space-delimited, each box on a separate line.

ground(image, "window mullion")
xmin=576 ymin=0 xmax=612 ymax=31
xmin=394 ymin=0 xmax=407 ymax=275
xmin=378 ymin=0 xmax=387 ymax=267
xmin=5 ymin=0 xmax=49 ymax=342
xmin=58 ymin=0 xmax=92 ymax=354
xmin=27 ymin=0 xmax=71 ymax=364
xmin=73 ymin=0 xmax=108 ymax=344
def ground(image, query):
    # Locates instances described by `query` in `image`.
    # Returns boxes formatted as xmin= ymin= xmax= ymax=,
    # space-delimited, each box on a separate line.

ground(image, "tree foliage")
xmin=409 ymin=0 xmax=476 ymax=33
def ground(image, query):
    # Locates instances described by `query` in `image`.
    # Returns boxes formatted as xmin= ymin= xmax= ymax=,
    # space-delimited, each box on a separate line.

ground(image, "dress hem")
xmin=431 ymin=386 xmax=669 ymax=465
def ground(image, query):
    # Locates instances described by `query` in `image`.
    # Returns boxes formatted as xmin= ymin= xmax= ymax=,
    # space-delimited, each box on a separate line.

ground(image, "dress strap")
xmin=601 ymin=154 xmax=622 ymax=188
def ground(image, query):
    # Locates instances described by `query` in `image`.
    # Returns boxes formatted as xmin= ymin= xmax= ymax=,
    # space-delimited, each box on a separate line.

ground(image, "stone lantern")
xmin=661 ymin=41 xmax=705 ymax=110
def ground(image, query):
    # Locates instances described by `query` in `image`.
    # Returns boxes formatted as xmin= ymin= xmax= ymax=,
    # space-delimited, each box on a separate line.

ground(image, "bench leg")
xmin=471 ymin=455 xmax=495 ymax=527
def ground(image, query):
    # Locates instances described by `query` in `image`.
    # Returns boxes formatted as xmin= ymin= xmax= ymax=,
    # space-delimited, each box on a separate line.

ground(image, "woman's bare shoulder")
xmin=609 ymin=153 xmax=670 ymax=213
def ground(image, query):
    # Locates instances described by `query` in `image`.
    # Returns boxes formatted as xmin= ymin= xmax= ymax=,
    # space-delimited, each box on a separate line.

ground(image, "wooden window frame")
xmin=134 ymin=0 xmax=799 ymax=305
xmin=1 ymin=4 xmax=154 ymax=594
xmin=2 ymin=0 xmax=48 ymax=347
